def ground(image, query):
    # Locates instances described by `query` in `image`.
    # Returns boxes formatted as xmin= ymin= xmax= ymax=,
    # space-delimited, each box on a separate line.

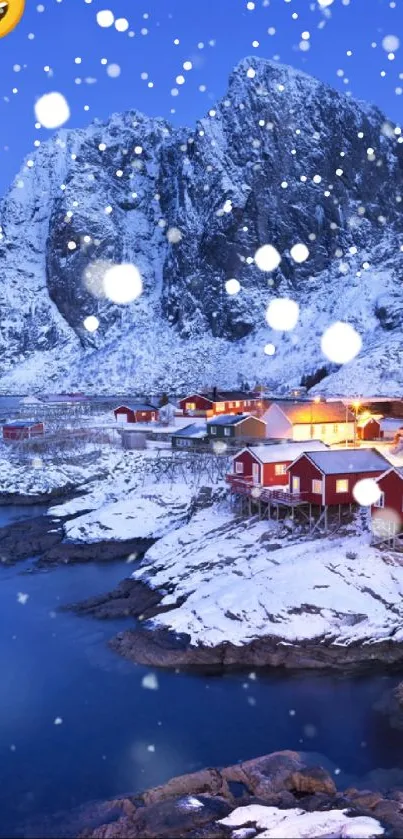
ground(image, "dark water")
xmin=1 ymin=507 xmax=403 ymax=837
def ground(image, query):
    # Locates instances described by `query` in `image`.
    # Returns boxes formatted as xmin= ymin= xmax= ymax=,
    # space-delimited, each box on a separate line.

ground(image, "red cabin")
xmin=372 ymin=467 xmax=403 ymax=534
xmin=179 ymin=390 xmax=262 ymax=418
xmin=114 ymin=404 xmax=158 ymax=424
xmin=229 ymin=441 xmax=328 ymax=488
xmin=357 ymin=415 xmax=382 ymax=441
xmin=288 ymin=449 xmax=390 ymax=506
xmin=3 ymin=420 xmax=44 ymax=441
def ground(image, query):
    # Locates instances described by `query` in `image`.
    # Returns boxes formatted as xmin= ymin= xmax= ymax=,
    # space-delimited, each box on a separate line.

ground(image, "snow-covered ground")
xmin=130 ymin=510 xmax=403 ymax=648
xmin=218 ymin=805 xmax=383 ymax=838
xmin=0 ymin=449 xmax=112 ymax=496
xmin=64 ymin=483 xmax=194 ymax=542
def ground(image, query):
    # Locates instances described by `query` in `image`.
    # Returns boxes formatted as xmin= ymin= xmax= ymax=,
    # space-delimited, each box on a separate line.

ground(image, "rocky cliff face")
xmin=0 ymin=57 xmax=402 ymax=394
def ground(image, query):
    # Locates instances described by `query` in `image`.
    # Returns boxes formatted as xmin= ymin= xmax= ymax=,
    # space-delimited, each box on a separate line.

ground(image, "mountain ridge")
xmin=0 ymin=57 xmax=402 ymax=395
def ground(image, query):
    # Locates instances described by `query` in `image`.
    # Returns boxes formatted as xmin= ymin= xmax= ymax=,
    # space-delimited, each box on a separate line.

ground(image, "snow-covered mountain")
xmin=0 ymin=57 xmax=402 ymax=395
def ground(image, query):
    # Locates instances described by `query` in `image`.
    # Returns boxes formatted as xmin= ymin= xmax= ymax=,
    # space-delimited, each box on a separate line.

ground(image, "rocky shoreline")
xmin=49 ymin=751 xmax=403 ymax=838
xmin=0 ymin=511 xmax=153 ymax=567
xmin=3 ymin=498 xmax=403 ymax=674
xmin=71 ymin=575 xmax=403 ymax=673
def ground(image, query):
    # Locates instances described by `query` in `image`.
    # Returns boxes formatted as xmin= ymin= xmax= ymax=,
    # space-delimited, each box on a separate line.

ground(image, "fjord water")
xmin=1 ymin=506 xmax=403 ymax=837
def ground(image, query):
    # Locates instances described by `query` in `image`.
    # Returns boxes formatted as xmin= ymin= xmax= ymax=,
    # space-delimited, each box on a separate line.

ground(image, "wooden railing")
xmin=226 ymin=474 xmax=308 ymax=505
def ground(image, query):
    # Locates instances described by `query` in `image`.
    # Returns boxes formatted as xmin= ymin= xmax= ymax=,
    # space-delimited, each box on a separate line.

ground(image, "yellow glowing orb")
xmin=0 ymin=0 xmax=25 ymax=38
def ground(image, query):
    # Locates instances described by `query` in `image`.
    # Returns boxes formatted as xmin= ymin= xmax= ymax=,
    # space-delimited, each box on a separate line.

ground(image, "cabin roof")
xmin=270 ymin=401 xmax=354 ymax=424
xmin=380 ymin=418 xmax=403 ymax=430
xmin=234 ymin=440 xmax=328 ymax=464
xmin=357 ymin=414 xmax=382 ymax=427
xmin=208 ymin=413 xmax=262 ymax=427
xmin=4 ymin=420 xmax=42 ymax=428
xmin=172 ymin=423 xmax=208 ymax=439
xmin=115 ymin=403 xmax=156 ymax=412
xmin=182 ymin=391 xmax=259 ymax=404
xmin=295 ymin=448 xmax=390 ymax=475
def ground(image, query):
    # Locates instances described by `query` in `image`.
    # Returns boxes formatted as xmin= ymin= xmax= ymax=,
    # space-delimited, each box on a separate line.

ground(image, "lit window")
xmin=312 ymin=479 xmax=323 ymax=494
xmin=235 ymin=462 xmax=244 ymax=474
xmin=224 ymin=427 xmax=231 ymax=436
xmin=215 ymin=402 xmax=225 ymax=412
xmin=275 ymin=464 xmax=287 ymax=475
xmin=336 ymin=479 xmax=349 ymax=493
xmin=186 ymin=402 xmax=196 ymax=411
xmin=375 ymin=492 xmax=385 ymax=508
xmin=235 ymin=401 xmax=240 ymax=407
xmin=210 ymin=427 xmax=217 ymax=435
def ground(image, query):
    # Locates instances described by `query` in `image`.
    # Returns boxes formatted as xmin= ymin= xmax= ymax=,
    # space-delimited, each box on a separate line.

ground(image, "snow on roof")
xmin=380 ymin=418 xmax=403 ymax=429
xmin=181 ymin=391 xmax=260 ymax=404
xmin=357 ymin=414 xmax=382 ymax=427
xmin=115 ymin=403 xmax=156 ymax=412
xmin=172 ymin=423 xmax=208 ymax=439
xmin=300 ymin=448 xmax=390 ymax=475
xmin=4 ymin=420 xmax=42 ymax=427
xmin=208 ymin=413 xmax=261 ymax=427
xmin=20 ymin=396 xmax=42 ymax=405
xmin=237 ymin=440 xmax=328 ymax=464
xmin=377 ymin=465 xmax=403 ymax=482
xmin=271 ymin=401 xmax=354 ymax=424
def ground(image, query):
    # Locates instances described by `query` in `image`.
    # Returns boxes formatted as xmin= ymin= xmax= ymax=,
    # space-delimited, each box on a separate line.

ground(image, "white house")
xmin=263 ymin=401 xmax=356 ymax=445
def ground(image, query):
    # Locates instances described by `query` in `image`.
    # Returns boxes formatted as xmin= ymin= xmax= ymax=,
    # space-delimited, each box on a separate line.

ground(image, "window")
xmin=210 ymin=426 xmax=217 ymax=435
xmin=235 ymin=462 xmax=244 ymax=474
xmin=215 ymin=402 xmax=225 ymax=412
xmin=333 ymin=424 xmax=339 ymax=433
xmin=292 ymin=476 xmax=300 ymax=494
xmin=321 ymin=425 xmax=327 ymax=435
xmin=275 ymin=464 xmax=287 ymax=476
xmin=235 ymin=401 xmax=240 ymax=408
xmin=224 ymin=427 xmax=231 ymax=436
xmin=312 ymin=479 xmax=323 ymax=494
xmin=336 ymin=479 xmax=349 ymax=493
xmin=375 ymin=492 xmax=385 ymax=508
xmin=186 ymin=402 xmax=196 ymax=411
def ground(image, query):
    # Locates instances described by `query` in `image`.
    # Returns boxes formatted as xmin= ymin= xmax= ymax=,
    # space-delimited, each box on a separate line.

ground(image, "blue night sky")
xmin=0 ymin=0 xmax=402 ymax=198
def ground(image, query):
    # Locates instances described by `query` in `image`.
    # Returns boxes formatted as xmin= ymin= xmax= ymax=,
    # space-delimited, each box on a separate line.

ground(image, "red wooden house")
xmin=288 ymin=449 xmax=390 ymax=506
xmin=229 ymin=441 xmax=328 ymax=488
xmin=372 ymin=467 xmax=403 ymax=535
xmin=179 ymin=389 xmax=262 ymax=418
xmin=357 ymin=415 xmax=382 ymax=441
xmin=114 ymin=404 xmax=158 ymax=424
xmin=3 ymin=420 xmax=44 ymax=441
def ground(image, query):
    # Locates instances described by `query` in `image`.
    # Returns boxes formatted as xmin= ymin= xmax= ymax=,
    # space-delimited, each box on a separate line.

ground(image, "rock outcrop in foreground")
xmin=73 ymin=751 xmax=403 ymax=838
xmin=1 ymin=57 xmax=403 ymax=394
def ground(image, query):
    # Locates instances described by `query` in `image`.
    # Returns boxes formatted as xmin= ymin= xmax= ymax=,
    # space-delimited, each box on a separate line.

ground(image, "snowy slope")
xmin=0 ymin=57 xmax=403 ymax=395
xmin=131 ymin=512 xmax=403 ymax=648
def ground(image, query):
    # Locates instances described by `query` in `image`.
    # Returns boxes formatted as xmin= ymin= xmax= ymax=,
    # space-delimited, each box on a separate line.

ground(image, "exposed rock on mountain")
xmin=0 ymin=58 xmax=402 ymax=394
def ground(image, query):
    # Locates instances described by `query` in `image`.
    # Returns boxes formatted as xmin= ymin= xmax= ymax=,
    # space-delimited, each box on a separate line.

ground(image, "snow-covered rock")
xmin=0 ymin=58 xmax=402 ymax=394
xmin=64 ymin=483 xmax=193 ymax=542
xmin=219 ymin=804 xmax=383 ymax=838
xmin=131 ymin=512 xmax=403 ymax=648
